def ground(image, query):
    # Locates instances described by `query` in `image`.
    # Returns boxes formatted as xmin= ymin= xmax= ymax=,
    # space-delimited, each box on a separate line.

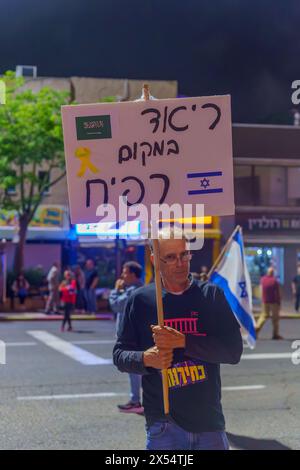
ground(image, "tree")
xmin=0 ymin=71 xmax=70 ymax=274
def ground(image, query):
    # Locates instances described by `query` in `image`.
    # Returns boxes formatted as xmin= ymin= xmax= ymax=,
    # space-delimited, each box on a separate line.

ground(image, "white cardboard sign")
xmin=61 ymin=95 xmax=235 ymax=225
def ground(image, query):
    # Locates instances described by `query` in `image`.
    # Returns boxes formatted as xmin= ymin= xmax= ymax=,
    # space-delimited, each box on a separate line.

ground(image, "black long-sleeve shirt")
xmin=113 ymin=279 xmax=243 ymax=432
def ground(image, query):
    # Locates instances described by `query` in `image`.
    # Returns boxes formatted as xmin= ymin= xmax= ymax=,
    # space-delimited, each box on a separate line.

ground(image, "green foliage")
xmin=100 ymin=96 xmax=117 ymax=103
xmin=0 ymin=71 xmax=70 ymax=219
xmin=23 ymin=267 xmax=46 ymax=288
xmin=7 ymin=267 xmax=46 ymax=290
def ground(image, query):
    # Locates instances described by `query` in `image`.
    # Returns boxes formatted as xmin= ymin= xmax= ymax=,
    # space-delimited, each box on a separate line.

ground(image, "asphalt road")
xmin=0 ymin=318 xmax=299 ymax=450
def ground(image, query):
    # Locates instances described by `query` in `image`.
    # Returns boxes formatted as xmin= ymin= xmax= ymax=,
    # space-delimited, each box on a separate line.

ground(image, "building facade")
xmin=230 ymin=123 xmax=300 ymax=303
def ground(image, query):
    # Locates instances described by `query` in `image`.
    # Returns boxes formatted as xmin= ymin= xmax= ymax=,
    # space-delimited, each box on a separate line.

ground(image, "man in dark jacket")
xmin=83 ymin=259 xmax=98 ymax=314
xmin=291 ymin=265 xmax=300 ymax=313
xmin=109 ymin=261 xmax=144 ymax=414
xmin=113 ymin=232 xmax=243 ymax=450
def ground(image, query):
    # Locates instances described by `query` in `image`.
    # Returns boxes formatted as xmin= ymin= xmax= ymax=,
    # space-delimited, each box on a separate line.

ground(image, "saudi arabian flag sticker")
xmin=76 ymin=115 xmax=112 ymax=140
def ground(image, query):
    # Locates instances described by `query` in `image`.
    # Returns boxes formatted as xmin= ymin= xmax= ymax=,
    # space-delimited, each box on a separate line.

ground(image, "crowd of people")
xmin=46 ymin=258 xmax=99 ymax=331
xmin=8 ymin=255 xmax=300 ymax=340
xmin=44 ymin=259 xmax=99 ymax=317
xmin=9 ymin=259 xmax=99 ymax=331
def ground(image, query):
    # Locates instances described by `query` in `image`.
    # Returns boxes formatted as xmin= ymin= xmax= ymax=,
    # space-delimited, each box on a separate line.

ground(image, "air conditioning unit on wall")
xmin=15 ymin=65 xmax=37 ymax=78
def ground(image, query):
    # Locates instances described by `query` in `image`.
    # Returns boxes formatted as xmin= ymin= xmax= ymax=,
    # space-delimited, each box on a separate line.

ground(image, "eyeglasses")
xmin=160 ymin=251 xmax=192 ymax=265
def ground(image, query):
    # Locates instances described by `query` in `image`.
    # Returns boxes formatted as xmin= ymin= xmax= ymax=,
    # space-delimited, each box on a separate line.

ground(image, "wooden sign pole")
xmin=142 ymin=84 xmax=170 ymax=415
xmin=152 ymin=238 xmax=170 ymax=415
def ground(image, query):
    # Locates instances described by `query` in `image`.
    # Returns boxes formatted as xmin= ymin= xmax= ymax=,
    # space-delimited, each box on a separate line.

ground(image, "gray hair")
xmin=148 ymin=226 xmax=190 ymax=253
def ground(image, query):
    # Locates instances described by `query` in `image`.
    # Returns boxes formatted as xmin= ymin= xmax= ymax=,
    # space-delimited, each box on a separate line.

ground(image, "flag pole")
xmin=207 ymin=225 xmax=241 ymax=279
xmin=142 ymin=84 xmax=170 ymax=415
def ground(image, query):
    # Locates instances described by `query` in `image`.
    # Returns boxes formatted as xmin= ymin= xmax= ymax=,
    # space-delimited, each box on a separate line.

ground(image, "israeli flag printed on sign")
xmin=186 ymin=171 xmax=223 ymax=196
xmin=210 ymin=228 xmax=256 ymax=348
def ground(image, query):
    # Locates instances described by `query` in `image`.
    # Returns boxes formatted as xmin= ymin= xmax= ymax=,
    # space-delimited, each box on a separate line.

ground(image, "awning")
xmin=244 ymin=234 xmax=300 ymax=245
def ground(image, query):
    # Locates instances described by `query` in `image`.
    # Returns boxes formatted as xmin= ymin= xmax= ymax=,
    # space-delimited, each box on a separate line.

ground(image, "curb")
xmin=0 ymin=311 xmax=299 ymax=322
xmin=253 ymin=313 xmax=300 ymax=320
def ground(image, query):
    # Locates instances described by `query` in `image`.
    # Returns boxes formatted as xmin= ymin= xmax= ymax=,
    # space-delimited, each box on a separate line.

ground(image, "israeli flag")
xmin=210 ymin=227 xmax=256 ymax=348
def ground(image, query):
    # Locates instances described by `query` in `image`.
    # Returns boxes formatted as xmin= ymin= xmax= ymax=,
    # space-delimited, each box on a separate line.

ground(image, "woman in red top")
xmin=59 ymin=270 xmax=77 ymax=332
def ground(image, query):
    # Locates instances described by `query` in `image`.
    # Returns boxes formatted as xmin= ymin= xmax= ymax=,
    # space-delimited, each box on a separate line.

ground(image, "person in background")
xmin=74 ymin=265 xmax=86 ymax=314
xmin=45 ymin=261 xmax=60 ymax=315
xmin=59 ymin=270 xmax=77 ymax=332
xmin=12 ymin=273 xmax=30 ymax=310
xmin=109 ymin=261 xmax=144 ymax=414
xmin=200 ymin=265 xmax=209 ymax=281
xmin=291 ymin=265 xmax=300 ymax=313
xmin=84 ymin=259 xmax=99 ymax=315
xmin=256 ymin=267 xmax=283 ymax=340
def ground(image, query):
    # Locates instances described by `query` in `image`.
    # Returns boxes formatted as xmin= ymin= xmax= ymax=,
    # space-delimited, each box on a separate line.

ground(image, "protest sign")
xmin=61 ymin=94 xmax=234 ymax=228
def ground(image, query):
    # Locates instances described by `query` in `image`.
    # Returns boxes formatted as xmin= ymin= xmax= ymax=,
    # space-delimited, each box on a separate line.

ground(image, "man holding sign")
xmin=113 ymin=229 xmax=243 ymax=450
xmin=61 ymin=89 xmax=239 ymax=450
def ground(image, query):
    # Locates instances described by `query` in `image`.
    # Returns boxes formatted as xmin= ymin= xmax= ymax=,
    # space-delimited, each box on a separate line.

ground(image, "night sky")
xmin=1 ymin=0 xmax=299 ymax=123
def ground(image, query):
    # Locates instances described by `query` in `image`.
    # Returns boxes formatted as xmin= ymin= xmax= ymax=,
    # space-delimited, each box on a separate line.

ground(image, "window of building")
xmin=234 ymin=165 xmax=295 ymax=207
xmin=234 ymin=165 xmax=255 ymax=205
xmin=254 ymin=166 xmax=286 ymax=206
xmin=287 ymin=167 xmax=300 ymax=207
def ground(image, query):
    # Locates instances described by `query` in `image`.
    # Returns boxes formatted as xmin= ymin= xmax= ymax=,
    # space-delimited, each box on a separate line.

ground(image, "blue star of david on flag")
xmin=238 ymin=281 xmax=248 ymax=298
xmin=200 ymin=178 xmax=210 ymax=189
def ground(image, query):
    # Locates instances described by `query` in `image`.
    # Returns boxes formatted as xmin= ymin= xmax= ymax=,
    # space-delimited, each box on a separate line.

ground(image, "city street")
xmin=1 ymin=0 xmax=300 ymax=457
xmin=0 ymin=318 xmax=299 ymax=450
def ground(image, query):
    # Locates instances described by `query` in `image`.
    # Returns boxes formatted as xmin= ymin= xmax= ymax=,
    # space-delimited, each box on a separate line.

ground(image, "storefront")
xmin=237 ymin=213 xmax=300 ymax=303
xmin=244 ymin=246 xmax=284 ymax=305
xmin=74 ymin=222 xmax=147 ymax=287
xmin=74 ymin=217 xmax=222 ymax=286
xmin=0 ymin=205 xmax=71 ymax=274
xmin=0 ymin=202 xmax=224 ymax=290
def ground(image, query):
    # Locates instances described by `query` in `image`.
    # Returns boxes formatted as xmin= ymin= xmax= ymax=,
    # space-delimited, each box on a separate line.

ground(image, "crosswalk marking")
xmin=27 ymin=331 xmax=112 ymax=365
xmin=3 ymin=340 xmax=115 ymax=347
xmin=17 ymin=392 xmax=127 ymax=401
xmin=72 ymin=340 xmax=115 ymax=345
xmin=222 ymin=385 xmax=266 ymax=391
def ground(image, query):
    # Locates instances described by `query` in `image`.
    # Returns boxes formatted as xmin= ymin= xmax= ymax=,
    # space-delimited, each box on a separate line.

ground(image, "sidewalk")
xmin=0 ymin=311 xmax=115 ymax=322
xmin=253 ymin=300 xmax=300 ymax=319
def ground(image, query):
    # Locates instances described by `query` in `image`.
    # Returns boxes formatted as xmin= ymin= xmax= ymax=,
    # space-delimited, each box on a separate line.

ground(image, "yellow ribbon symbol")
xmin=75 ymin=147 xmax=100 ymax=177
